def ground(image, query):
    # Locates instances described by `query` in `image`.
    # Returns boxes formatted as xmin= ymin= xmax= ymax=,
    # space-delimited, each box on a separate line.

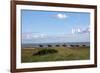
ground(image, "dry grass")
xmin=21 ymin=47 xmax=90 ymax=63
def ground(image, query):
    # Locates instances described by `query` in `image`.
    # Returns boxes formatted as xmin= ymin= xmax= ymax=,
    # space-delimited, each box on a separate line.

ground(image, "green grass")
xmin=21 ymin=47 xmax=90 ymax=63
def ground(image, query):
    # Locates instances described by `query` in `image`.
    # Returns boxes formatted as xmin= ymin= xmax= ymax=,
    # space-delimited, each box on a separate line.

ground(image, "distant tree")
xmin=39 ymin=45 xmax=43 ymax=47
xmin=62 ymin=44 xmax=67 ymax=47
xmin=55 ymin=45 xmax=60 ymax=47
xmin=48 ymin=45 xmax=52 ymax=47
xmin=82 ymin=45 xmax=86 ymax=47
xmin=70 ymin=45 xmax=74 ymax=47
xmin=76 ymin=45 xmax=79 ymax=47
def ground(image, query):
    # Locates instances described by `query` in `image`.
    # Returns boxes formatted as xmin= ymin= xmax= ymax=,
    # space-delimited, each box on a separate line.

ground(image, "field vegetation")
xmin=21 ymin=47 xmax=90 ymax=63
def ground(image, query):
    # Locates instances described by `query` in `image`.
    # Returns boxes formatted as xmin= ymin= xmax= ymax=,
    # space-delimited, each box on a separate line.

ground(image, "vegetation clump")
xmin=33 ymin=48 xmax=58 ymax=56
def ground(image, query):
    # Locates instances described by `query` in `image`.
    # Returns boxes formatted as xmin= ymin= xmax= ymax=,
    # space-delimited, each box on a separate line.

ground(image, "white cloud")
xmin=72 ymin=28 xmax=81 ymax=34
xmin=56 ymin=13 xmax=67 ymax=19
xmin=38 ymin=34 xmax=47 ymax=38
xmin=22 ymin=33 xmax=33 ymax=39
xmin=71 ymin=27 xmax=90 ymax=34
xmin=22 ymin=32 xmax=47 ymax=39
xmin=32 ymin=35 xmax=40 ymax=38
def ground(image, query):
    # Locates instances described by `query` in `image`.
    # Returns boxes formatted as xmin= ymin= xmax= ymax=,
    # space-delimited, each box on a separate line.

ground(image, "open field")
xmin=21 ymin=47 xmax=90 ymax=63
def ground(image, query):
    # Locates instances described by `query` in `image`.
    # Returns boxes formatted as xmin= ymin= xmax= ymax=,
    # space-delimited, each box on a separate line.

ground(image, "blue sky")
xmin=21 ymin=10 xmax=90 ymax=43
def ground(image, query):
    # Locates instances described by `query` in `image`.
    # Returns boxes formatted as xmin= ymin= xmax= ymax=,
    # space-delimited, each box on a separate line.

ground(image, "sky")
xmin=21 ymin=10 xmax=90 ymax=44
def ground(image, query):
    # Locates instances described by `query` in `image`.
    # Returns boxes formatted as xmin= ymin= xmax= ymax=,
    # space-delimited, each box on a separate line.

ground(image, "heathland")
xmin=21 ymin=46 xmax=90 ymax=63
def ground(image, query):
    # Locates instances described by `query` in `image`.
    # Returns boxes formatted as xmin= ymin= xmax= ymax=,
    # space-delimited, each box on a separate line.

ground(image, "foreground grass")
xmin=21 ymin=47 xmax=90 ymax=63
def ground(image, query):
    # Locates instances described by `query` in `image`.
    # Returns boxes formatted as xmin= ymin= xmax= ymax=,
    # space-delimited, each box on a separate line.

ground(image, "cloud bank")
xmin=21 ymin=27 xmax=90 ymax=43
xmin=71 ymin=27 xmax=90 ymax=34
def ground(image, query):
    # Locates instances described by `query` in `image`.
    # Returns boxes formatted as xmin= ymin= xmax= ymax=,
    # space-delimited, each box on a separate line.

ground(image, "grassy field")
xmin=21 ymin=47 xmax=90 ymax=63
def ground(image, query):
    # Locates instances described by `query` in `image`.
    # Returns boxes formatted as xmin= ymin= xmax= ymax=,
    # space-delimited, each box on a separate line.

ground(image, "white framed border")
xmin=16 ymin=5 xmax=95 ymax=69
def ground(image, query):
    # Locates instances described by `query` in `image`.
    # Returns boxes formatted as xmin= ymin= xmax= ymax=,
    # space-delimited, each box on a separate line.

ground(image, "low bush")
xmin=33 ymin=48 xmax=58 ymax=56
